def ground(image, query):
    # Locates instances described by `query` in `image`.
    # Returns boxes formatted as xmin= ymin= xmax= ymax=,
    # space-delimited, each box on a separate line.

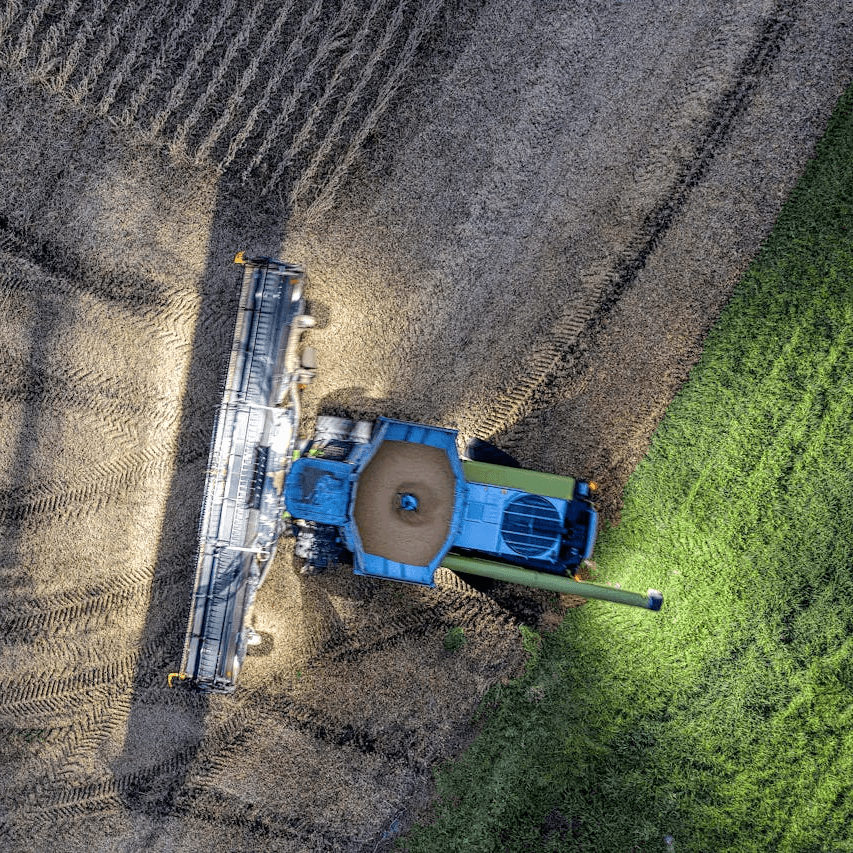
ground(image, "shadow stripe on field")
xmin=0 ymin=0 xmax=446 ymax=215
xmin=0 ymin=221 xmax=204 ymax=524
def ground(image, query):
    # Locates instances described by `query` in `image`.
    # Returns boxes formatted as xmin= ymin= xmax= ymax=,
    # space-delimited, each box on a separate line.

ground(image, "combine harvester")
xmin=173 ymin=255 xmax=662 ymax=693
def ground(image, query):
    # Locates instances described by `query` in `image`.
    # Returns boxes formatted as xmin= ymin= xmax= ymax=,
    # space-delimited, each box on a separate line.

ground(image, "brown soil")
xmin=0 ymin=1 xmax=850 ymax=851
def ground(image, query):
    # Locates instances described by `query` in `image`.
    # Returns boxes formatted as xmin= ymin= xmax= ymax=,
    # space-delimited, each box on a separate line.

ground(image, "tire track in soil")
xmin=2 ymin=685 xmax=211 ymax=816
xmin=477 ymin=9 xmax=795 ymax=443
xmin=0 ymin=559 xmax=188 ymax=643
xmin=1 ymin=573 xmax=518 ymax=835
xmin=1 ymin=691 xmax=130 ymax=774
xmin=310 ymin=581 xmax=521 ymax=668
xmin=0 ymin=249 xmax=197 ymax=351
xmin=0 ymin=340 xmax=212 ymax=496
xmin=0 ymin=713 xmax=215 ymax=819
xmin=0 ymin=688 xmax=399 ymax=843
xmin=1 ymin=693 xmax=146 ymax=803
xmin=266 ymin=564 xmax=522 ymax=676
xmin=0 ymin=155 xmax=213 ymax=843
xmin=168 ymin=788 xmax=357 ymax=853
xmin=0 ymin=220 xmax=211 ymax=522
xmin=0 ymin=450 xmax=178 ymax=526
xmin=0 ymin=409 xmax=183 ymax=530
xmin=0 ymin=615 xmax=184 ymax=719
xmin=0 ymin=216 xmax=199 ymax=334
xmin=26 ymin=733 xmax=402 ymax=846
xmin=0 ymin=352 xmax=183 ymax=443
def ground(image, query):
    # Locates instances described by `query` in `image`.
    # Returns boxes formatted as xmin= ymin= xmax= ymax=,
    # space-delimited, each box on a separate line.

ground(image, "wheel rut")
xmin=477 ymin=7 xmax=795 ymax=442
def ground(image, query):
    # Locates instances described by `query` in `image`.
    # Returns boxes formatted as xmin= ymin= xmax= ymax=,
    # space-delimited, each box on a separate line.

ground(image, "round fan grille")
xmin=500 ymin=494 xmax=562 ymax=558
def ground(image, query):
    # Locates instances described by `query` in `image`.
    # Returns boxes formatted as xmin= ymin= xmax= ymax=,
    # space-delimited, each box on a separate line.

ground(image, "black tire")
xmin=463 ymin=437 xmax=520 ymax=468
xmin=453 ymin=571 xmax=497 ymax=593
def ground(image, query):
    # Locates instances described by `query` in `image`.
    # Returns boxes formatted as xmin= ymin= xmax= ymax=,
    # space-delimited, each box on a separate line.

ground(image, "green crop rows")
xmin=399 ymin=83 xmax=853 ymax=853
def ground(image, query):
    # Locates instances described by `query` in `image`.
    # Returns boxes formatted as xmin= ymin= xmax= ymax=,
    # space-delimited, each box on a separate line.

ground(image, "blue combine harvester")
xmin=174 ymin=256 xmax=662 ymax=693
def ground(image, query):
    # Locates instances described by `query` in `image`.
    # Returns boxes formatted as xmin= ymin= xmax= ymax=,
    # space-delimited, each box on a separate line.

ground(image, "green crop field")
xmin=398 ymin=84 xmax=853 ymax=853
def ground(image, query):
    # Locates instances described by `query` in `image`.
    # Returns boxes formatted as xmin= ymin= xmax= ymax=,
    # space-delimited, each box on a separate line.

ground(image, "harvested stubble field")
xmin=0 ymin=1 xmax=849 ymax=851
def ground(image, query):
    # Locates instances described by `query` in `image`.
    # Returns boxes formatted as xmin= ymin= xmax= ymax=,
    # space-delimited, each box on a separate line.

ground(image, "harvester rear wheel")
xmin=463 ymin=437 xmax=520 ymax=468
xmin=452 ymin=570 xmax=496 ymax=593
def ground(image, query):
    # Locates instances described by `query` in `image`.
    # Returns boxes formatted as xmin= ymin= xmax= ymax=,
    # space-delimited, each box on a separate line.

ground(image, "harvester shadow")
xmin=113 ymin=181 xmax=288 ymax=825
xmin=0 ymin=220 xmax=61 ymax=602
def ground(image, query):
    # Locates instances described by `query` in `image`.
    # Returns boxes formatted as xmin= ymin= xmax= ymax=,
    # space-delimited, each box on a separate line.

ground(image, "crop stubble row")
xmin=0 ymin=0 xmax=444 ymax=217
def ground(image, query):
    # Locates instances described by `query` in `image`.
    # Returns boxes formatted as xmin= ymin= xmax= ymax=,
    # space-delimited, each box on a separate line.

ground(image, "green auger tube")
xmin=441 ymin=554 xmax=663 ymax=610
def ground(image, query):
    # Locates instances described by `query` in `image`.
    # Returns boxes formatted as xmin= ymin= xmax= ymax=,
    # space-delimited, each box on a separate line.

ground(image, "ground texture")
xmin=0 ymin=1 xmax=850 ymax=851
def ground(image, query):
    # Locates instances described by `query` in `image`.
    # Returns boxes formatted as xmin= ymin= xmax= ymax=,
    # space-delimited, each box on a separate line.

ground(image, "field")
xmin=0 ymin=2 xmax=850 ymax=851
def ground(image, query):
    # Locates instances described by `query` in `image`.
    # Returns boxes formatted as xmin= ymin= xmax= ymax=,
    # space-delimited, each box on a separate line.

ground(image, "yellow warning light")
xmin=589 ymin=481 xmax=598 ymax=491
xmin=234 ymin=251 xmax=247 ymax=265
